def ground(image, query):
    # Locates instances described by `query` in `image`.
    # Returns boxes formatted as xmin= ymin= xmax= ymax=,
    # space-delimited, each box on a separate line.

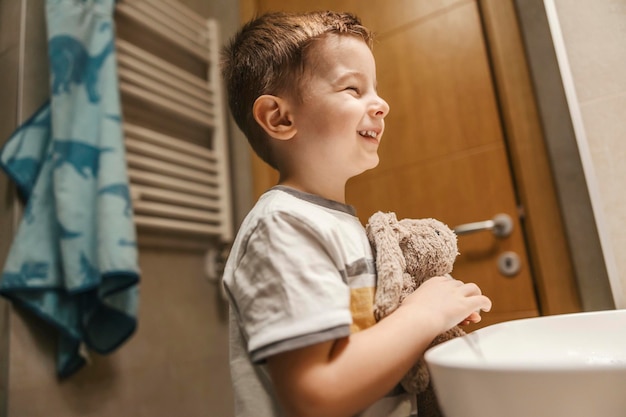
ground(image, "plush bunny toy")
xmin=366 ymin=211 xmax=465 ymax=417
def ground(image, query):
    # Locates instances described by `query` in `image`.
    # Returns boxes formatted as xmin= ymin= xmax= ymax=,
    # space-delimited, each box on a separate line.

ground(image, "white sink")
xmin=424 ymin=309 xmax=626 ymax=417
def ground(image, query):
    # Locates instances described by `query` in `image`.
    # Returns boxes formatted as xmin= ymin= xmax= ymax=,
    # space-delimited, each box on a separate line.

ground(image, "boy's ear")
xmin=252 ymin=95 xmax=297 ymax=140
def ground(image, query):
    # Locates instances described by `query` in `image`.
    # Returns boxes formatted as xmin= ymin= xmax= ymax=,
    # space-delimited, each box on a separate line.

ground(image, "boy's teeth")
xmin=359 ymin=130 xmax=377 ymax=138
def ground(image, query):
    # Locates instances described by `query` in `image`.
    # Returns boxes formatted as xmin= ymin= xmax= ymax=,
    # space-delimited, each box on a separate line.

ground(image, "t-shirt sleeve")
xmin=227 ymin=211 xmax=353 ymax=363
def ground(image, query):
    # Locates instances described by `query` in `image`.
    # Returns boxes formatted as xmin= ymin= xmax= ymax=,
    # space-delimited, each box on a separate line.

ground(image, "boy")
xmin=220 ymin=11 xmax=491 ymax=417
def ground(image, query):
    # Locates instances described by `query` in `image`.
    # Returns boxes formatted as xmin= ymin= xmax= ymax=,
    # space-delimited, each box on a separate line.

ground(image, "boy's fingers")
xmin=469 ymin=311 xmax=483 ymax=322
xmin=480 ymin=295 xmax=493 ymax=312
xmin=460 ymin=281 xmax=481 ymax=295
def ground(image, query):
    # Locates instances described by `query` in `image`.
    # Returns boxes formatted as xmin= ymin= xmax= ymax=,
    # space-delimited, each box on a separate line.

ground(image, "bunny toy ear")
xmin=366 ymin=211 xmax=406 ymax=319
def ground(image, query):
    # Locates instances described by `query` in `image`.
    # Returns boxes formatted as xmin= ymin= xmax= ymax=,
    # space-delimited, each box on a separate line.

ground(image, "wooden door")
xmin=347 ymin=1 xmax=540 ymax=327
xmin=247 ymin=0 xmax=556 ymax=328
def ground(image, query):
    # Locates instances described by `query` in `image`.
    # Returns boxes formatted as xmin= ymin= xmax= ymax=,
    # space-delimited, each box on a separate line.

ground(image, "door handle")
xmin=453 ymin=213 xmax=513 ymax=238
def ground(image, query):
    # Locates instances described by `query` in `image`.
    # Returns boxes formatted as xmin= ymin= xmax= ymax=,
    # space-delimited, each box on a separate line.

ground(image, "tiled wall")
xmin=0 ymin=0 xmax=247 ymax=416
xmin=552 ymin=0 xmax=626 ymax=307
xmin=0 ymin=0 xmax=17 ymax=407
xmin=8 ymin=251 xmax=233 ymax=417
xmin=0 ymin=0 xmax=44 ymax=415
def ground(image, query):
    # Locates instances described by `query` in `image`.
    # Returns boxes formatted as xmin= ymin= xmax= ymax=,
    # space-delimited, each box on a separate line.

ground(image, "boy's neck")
xmin=278 ymin=177 xmax=347 ymax=204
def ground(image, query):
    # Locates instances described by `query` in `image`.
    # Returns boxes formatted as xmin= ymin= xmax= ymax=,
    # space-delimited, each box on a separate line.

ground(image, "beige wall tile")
xmin=0 ymin=1 xmax=22 ymax=413
xmin=0 ymin=0 xmax=21 ymax=54
xmin=613 ymin=233 xmax=626 ymax=304
xmin=582 ymin=95 xmax=626 ymax=221
xmin=554 ymin=0 xmax=626 ymax=103
xmin=554 ymin=0 xmax=626 ymax=306
xmin=0 ymin=46 xmax=18 ymax=144
xmin=581 ymin=94 xmax=626 ymax=304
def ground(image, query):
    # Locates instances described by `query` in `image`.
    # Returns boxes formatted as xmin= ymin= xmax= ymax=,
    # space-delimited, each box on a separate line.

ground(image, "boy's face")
xmin=288 ymin=35 xmax=390 ymax=180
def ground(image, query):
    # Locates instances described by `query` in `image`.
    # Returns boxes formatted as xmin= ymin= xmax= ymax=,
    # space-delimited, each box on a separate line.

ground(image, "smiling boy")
xmin=221 ymin=11 xmax=491 ymax=417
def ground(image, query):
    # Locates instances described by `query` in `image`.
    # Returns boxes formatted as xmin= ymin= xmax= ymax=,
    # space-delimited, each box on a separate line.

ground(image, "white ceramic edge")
xmin=424 ymin=309 xmax=626 ymax=372
xmin=542 ymin=0 xmax=625 ymax=308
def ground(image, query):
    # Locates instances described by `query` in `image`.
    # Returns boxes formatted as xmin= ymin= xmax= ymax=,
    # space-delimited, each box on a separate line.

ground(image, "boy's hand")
xmin=399 ymin=275 xmax=492 ymax=333
xmin=266 ymin=278 xmax=490 ymax=417
xmin=459 ymin=311 xmax=482 ymax=326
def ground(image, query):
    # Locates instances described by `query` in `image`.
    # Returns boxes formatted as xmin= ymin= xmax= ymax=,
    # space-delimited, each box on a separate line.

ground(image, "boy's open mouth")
xmin=358 ymin=130 xmax=378 ymax=139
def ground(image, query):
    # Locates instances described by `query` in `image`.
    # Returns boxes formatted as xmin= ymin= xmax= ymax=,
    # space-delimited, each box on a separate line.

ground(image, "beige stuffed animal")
xmin=366 ymin=211 xmax=465 ymax=417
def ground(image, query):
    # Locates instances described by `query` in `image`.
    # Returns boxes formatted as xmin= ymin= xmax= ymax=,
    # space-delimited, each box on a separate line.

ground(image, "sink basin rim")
xmin=424 ymin=309 xmax=626 ymax=372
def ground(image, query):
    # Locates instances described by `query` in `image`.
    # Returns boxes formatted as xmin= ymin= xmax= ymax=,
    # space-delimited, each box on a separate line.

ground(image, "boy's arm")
xmin=267 ymin=275 xmax=491 ymax=417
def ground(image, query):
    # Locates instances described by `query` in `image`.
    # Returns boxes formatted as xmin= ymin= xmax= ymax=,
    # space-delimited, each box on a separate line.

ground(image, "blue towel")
xmin=0 ymin=0 xmax=139 ymax=378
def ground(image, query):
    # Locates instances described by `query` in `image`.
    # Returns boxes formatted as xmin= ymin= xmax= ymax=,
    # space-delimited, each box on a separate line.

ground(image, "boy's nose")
xmin=372 ymin=96 xmax=390 ymax=118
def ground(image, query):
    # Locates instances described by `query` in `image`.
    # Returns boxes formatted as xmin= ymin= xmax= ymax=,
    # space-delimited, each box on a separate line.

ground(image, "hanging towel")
xmin=0 ymin=0 xmax=139 ymax=378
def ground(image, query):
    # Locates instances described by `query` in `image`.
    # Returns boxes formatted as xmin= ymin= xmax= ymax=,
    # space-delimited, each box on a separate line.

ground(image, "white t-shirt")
xmin=223 ymin=186 xmax=417 ymax=417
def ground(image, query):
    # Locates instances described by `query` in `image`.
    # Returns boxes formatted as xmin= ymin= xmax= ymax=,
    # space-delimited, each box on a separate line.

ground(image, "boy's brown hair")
xmin=220 ymin=11 xmax=373 ymax=170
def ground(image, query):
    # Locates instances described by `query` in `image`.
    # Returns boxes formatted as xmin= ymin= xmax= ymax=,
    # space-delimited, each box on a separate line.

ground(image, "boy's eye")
xmin=345 ymin=86 xmax=360 ymax=94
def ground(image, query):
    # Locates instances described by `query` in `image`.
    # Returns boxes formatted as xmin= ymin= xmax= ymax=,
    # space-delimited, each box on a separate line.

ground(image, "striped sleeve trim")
xmin=250 ymin=325 xmax=351 ymax=363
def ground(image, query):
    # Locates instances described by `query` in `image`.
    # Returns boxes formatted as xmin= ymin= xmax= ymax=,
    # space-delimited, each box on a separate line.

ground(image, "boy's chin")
xmin=353 ymin=159 xmax=380 ymax=177
xmin=364 ymin=157 xmax=380 ymax=171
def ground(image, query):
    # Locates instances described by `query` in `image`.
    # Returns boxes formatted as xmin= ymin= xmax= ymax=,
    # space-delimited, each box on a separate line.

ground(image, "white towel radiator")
xmin=114 ymin=0 xmax=233 ymax=249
